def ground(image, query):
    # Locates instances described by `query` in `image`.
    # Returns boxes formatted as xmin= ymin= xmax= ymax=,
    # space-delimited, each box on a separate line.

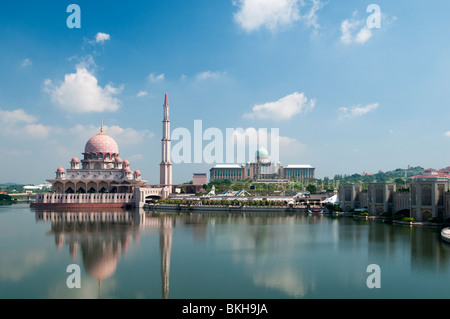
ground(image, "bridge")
xmin=393 ymin=192 xmax=411 ymax=215
xmin=8 ymin=192 xmax=36 ymax=202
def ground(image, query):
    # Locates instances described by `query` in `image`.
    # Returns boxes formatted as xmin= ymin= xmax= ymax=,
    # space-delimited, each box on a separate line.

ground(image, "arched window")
xmin=422 ymin=186 xmax=432 ymax=206
xmin=65 ymin=187 xmax=74 ymax=194
xmin=422 ymin=211 xmax=432 ymax=221
xmin=375 ymin=186 xmax=383 ymax=203
xmin=344 ymin=187 xmax=351 ymax=202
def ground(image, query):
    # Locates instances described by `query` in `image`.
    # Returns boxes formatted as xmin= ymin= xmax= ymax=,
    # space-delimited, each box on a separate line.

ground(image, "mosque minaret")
xmin=160 ymin=93 xmax=172 ymax=188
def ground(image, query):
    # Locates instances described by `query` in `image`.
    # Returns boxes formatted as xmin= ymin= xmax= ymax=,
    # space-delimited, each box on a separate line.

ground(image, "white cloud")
xmin=21 ymin=58 xmax=32 ymax=67
xmin=244 ymin=92 xmax=315 ymax=121
xmin=299 ymin=0 xmax=324 ymax=36
xmin=355 ymin=27 xmax=372 ymax=44
xmin=444 ymin=131 xmax=450 ymax=138
xmin=106 ymin=125 xmax=154 ymax=145
xmin=0 ymin=108 xmax=51 ymax=139
xmin=340 ymin=19 xmax=355 ymax=44
xmin=44 ymin=65 xmax=122 ymax=113
xmin=95 ymin=32 xmax=110 ymax=43
xmin=24 ymin=124 xmax=50 ymax=139
xmin=136 ymin=90 xmax=148 ymax=97
xmin=338 ymin=103 xmax=379 ymax=119
xmin=340 ymin=13 xmax=373 ymax=45
xmin=233 ymin=0 xmax=324 ymax=34
xmin=148 ymin=73 xmax=165 ymax=83
xmin=69 ymin=124 xmax=153 ymax=147
xmin=0 ymin=108 xmax=37 ymax=124
xmin=340 ymin=19 xmax=371 ymax=44
xmin=233 ymin=0 xmax=301 ymax=32
xmin=195 ymin=70 xmax=226 ymax=82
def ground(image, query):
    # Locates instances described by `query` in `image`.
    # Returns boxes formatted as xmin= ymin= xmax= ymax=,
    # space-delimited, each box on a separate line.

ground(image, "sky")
xmin=1 ymin=0 xmax=450 ymax=185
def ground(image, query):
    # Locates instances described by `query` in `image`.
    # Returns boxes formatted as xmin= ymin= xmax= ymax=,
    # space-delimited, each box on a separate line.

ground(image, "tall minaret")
xmin=160 ymin=93 xmax=172 ymax=187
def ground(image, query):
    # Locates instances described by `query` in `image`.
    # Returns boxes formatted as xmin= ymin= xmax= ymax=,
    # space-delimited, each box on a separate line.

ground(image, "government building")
xmin=209 ymin=147 xmax=315 ymax=183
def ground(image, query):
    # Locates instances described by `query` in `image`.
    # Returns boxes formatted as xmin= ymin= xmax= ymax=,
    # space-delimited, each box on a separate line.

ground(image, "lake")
xmin=1 ymin=203 xmax=450 ymax=299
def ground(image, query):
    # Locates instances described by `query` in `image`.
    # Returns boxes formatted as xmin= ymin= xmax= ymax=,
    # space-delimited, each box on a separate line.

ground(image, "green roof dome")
xmin=256 ymin=147 xmax=269 ymax=158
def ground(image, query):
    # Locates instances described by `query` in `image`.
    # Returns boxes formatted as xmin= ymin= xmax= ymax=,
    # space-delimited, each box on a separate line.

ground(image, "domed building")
xmin=209 ymin=146 xmax=315 ymax=182
xmin=31 ymin=124 xmax=148 ymax=208
xmin=255 ymin=147 xmax=270 ymax=164
xmin=51 ymin=124 xmax=146 ymax=194
xmin=32 ymin=94 xmax=174 ymax=208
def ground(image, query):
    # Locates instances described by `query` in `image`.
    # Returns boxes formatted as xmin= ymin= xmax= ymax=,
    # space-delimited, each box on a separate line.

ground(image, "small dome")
xmin=71 ymin=157 xmax=79 ymax=163
xmin=123 ymin=159 xmax=129 ymax=165
xmin=57 ymin=167 xmax=65 ymax=173
xmin=115 ymin=157 xmax=122 ymax=162
xmin=123 ymin=167 xmax=131 ymax=173
xmin=134 ymin=169 xmax=141 ymax=175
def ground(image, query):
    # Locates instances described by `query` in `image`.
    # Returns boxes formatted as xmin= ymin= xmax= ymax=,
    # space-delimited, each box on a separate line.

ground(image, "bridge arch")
xmin=395 ymin=208 xmax=410 ymax=217
xmin=145 ymin=195 xmax=162 ymax=203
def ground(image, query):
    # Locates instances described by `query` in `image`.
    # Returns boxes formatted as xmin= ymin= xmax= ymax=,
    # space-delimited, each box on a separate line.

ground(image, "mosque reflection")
xmin=32 ymin=210 xmax=450 ymax=298
xmin=34 ymin=208 xmax=175 ymax=299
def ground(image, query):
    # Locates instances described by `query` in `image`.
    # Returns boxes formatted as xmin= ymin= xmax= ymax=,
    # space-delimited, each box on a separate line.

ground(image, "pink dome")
xmin=71 ymin=156 xmax=79 ymax=163
xmin=123 ymin=159 xmax=129 ymax=165
xmin=123 ymin=167 xmax=131 ymax=173
xmin=115 ymin=157 xmax=122 ymax=162
xmin=134 ymin=170 xmax=141 ymax=175
xmin=57 ymin=167 xmax=65 ymax=173
xmin=84 ymin=133 xmax=119 ymax=154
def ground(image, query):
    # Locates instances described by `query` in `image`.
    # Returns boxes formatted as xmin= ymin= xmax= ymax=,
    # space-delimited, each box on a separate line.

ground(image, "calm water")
xmin=1 ymin=204 xmax=450 ymax=299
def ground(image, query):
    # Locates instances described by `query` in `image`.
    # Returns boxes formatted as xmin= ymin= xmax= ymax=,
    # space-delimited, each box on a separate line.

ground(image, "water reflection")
xmin=29 ymin=209 xmax=450 ymax=298
xmin=34 ymin=208 xmax=175 ymax=298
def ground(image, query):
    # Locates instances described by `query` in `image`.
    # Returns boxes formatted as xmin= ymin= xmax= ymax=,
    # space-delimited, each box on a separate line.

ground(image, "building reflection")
xmin=34 ymin=208 xmax=175 ymax=298
xmin=410 ymin=226 xmax=450 ymax=274
xmin=365 ymin=220 xmax=450 ymax=275
xmin=32 ymin=209 xmax=450 ymax=298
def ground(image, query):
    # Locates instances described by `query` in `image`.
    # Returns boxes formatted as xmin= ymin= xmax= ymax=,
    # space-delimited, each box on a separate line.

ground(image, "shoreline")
xmin=145 ymin=203 xmax=450 ymax=228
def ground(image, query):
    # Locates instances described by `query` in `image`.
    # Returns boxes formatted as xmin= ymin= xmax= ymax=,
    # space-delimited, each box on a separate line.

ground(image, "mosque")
xmin=31 ymin=94 xmax=173 ymax=208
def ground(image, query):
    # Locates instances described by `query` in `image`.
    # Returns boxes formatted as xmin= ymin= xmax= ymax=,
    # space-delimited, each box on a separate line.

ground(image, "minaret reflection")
xmin=138 ymin=209 xmax=175 ymax=298
xmin=159 ymin=215 xmax=174 ymax=299
xmin=35 ymin=208 xmax=175 ymax=299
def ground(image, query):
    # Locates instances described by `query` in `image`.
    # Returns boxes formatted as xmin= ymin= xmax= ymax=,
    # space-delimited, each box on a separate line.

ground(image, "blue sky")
xmin=1 ymin=0 xmax=450 ymax=185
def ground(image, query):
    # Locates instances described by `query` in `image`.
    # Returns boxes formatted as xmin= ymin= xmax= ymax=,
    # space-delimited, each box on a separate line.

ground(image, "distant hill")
xmin=333 ymin=166 xmax=424 ymax=185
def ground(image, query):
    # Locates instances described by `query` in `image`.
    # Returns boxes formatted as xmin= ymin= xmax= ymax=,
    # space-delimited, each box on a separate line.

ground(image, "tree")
xmin=306 ymin=184 xmax=317 ymax=194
